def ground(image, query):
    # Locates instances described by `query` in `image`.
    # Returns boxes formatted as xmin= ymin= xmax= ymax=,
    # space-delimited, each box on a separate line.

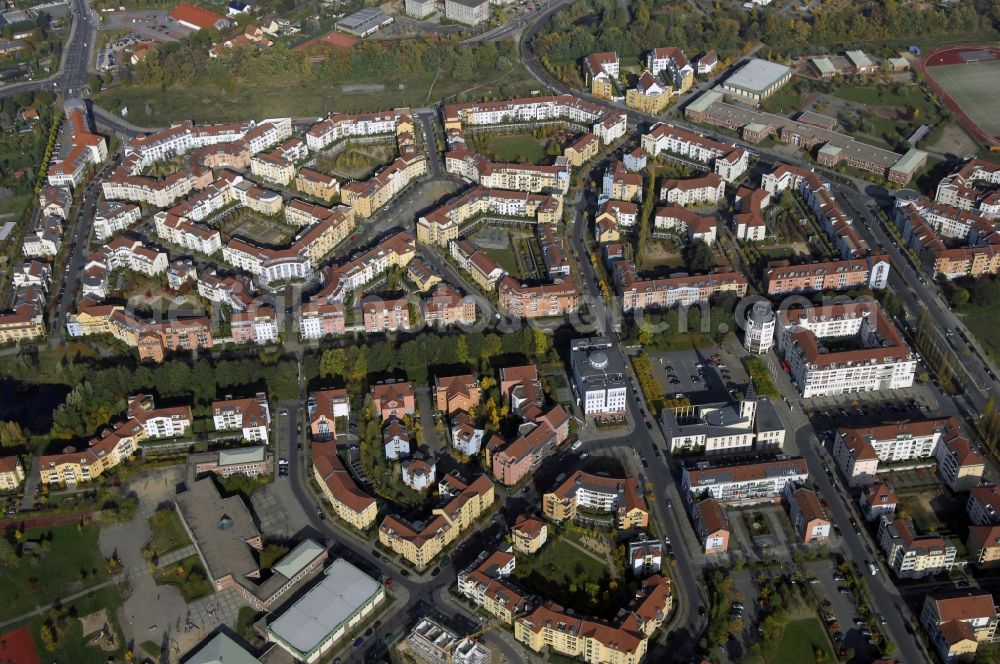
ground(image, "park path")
xmin=564 ymin=537 xmax=620 ymax=580
xmin=155 ymin=544 xmax=198 ymax=571
xmin=0 ymin=578 xmax=117 ymax=631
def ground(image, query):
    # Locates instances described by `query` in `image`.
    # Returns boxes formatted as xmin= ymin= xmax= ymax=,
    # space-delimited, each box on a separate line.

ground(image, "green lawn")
xmin=153 ymin=555 xmax=214 ymax=602
xmin=0 ymin=193 xmax=32 ymax=219
xmin=145 ymin=507 xmax=192 ymax=558
xmin=96 ymin=63 xmax=539 ymax=126
xmin=0 ymin=524 xmax=110 ymax=622
xmin=770 ymin=618 xmax=836 ymax=663
xmin=834 ymin=85 xmax=941 ymax=118
xmin=23 ymin=585 xmax=125 ymax=664
xmin=483 ymin=246 xmax=523 ymax=278
xmin=762 ymin=83 xmax=803 ymax=115
xmin=956 ymin=302 xmax=1000 ymax=361
xmin=483 ymin=133 xmax=548 ymax=164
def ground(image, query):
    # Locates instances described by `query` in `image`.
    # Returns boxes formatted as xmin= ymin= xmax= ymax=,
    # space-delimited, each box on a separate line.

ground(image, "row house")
xmin=417 ymin=186 xmax=562 ymax=246
xmin=93 ymin=201 xmax=142 ymax=241
xmin=498 ymin=277 xmax=579 ymax=318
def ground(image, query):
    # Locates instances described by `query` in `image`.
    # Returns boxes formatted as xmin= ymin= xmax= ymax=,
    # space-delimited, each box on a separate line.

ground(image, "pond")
xmin=0 ymin=378 xmax=70 ymax=433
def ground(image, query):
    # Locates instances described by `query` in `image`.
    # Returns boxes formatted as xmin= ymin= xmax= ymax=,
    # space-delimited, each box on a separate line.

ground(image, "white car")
xmin=570 ymin=441 xmax=583 ymax=451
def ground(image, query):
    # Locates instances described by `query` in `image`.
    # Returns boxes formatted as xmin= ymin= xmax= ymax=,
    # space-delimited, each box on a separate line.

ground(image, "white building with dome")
xmin=570 ymin=337 xmax=628 ymax=415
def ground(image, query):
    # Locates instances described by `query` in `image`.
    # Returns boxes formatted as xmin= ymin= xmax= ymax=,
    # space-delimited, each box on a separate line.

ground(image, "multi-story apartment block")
xmin=308 ymin=388 xmax=350 ymax=441
xmin=126 ymin=393 xmax=192 ymax=439
xmin=295 ymin=167 xmax=339 ymax=202
xmin=787 ymin=486 xmax=830 ymax=542
xmin=597 ymin=199 xmax=638 ymax=233
xmin=370 ymin=381 xmax=416 ymax=421
xmin=612 ymin=260 xmax=747 ymax=312
xmin=93 ymin=202 xmax=142 ymax=241
xmin=312 ymin=443 xmax=378 ymax=530
xmin=40 ymin=420 xmax=143 ymax=485
xmin=934 ymin=427 xmax=985 ymax=492
xmin=967 ymin=486 xmax=1000 ymax=568
xmin=341 ymin=153 xmax=427 ymax=218
xmin=212 ymin=393 xmax=270 ymax=442
xmin=763 ymin=255 xmax=891 ymax=295
xmin=629 ymin=536 xmax=663 ymax=576
xmin=570 ymin=337 xmax=627 ymax=416
xmin=692 ymin=498 xmax=730 ymax=553
xmin=196 ymin=268 xmax=253 ymax=311
xmin=486 ymin=421 xmax=557 ymax=486
xmin=776 ymin=302 xmax=916 ymax=398
xmin=444 ymin=0 xmax=490 ymax=25
xmin=563 ymin=132 xmax=599 ymax=167
xmin=681 ymin=457 xmax=808 ymax=505
xmin=47 ymin=104 xmax=108 ymax=188
xmin=0 ymin=456 xmax=25 ymax=491
xmin=423 ymin=284 xmax=476 ymax=327
xmin=450 ymin=412 xmax=485 ymax=456
xmin=921 ymin=591 xmax=999 ymax=662
xmin=38 ymin=185 xmax=72 ymax=219
xmin=231 ymin=306 xmax=279 ymax=345
xmin=0 ymin=290 xmax=45 ymax=346
xmin=646 ymin=46 xmax=693 ymax=93
xmin=445 ymin=149 xmax=570 ymax=194
xmin=378 ymin=472 xmax=494 ymax=569
xmin=935 ymin=158 xmax=1000 ymax=217
xmin=602 ymin=160 xmax=643 ymax=202
xmin=543 ymin=471 xmax=648 ymax=529
xmin=22 ymin=216 xmax=63 ymax=257
xmin=878 ymin=516 xmax=956 ymax=579
xmin=653 ymin=205 xmax=718 ymax=244
xmin=434 ymin=374 xmax=481 ymax=415
xmin=457 ymin=548 xmax=532 ymax=623
xmin=382 ymin=417 xmax=411 ymax=460
xmin=12 ymin=261 xmax=51 ymax=291
xmin=860 ymin=482 xmax=898 ymax=522
xmin=418 ymin=187 xmax=562 ymax=246
xmin=732 ymin=187 xmax=769 ymax=241
xmin=641 ymin=122 xmax=731 ymax=164
xmin=714 ymin=147 xmax=749 ymax=183
xmin=362 ymin=297 xmax=411 ymax=333
xmin=498 ymin=277 xmax=579 ymax=318
xmin=512 ymin=515 xmax=548 ymax=555
xmin=626 ymin=71 xmax=672 ymax=115
xmin=583 ymin=51 xmax=619 ymax=99
xmin=442 ymin=95 xmax=626 ymax=146
xmin=250 ymin=151 xmax=295 ymax=185
xmin=660 ymin=173 xmax=724 ymax=206
xmin=305 ymin=110 xmax=401 ymax=151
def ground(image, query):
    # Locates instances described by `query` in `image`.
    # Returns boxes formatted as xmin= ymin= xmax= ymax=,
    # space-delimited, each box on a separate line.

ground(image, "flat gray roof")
xmin=219 ymin=446 xmax=265 ymax=466
xmin=725 ymin=59 xmax=791 ymax=94
xmin=184 ymin=632 xmax=261 ymax=664
xmin=892 ymin=148 xmax=928 ymax=175
xmin=267 ymin=558 xmax=383 ymax=656
xmin=273 ymin=539 xmax=325 ymax=579
xmin=337 ymin=7 xmax=389 ymax=28
xmin=175 ymin=478 xmax=259 ymax=584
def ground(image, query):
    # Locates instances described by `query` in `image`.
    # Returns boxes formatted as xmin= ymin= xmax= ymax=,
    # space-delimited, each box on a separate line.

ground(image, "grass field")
xmin=770 ymin=618 xmax=836 ymax=663
xmin=0 ymin=524 xmax=110 ymax=622
xmin=97 ymin=64 xmax=540 ymax=126
xmin=146 ymin=507 xmax=192 ymax=558
xmin=0 ymin=193 xmax=32 ymax=219
xmin=956 ymin=301 xmax=1000 ymax=360
xmin=482 ymin=133 xmax=548 ymax=164
xmin=834 ymin=85 xmax=941 ymax=119
xmin=927 ymin=61 xmax=1000 ymax=137
xmin=513 ymin=536 xmax=624 ymax=617
xmin=23 ymin=585 xmax=125 ymax=664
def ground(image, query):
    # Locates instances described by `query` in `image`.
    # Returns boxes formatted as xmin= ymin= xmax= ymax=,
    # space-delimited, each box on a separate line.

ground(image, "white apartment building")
xmin=154 ymin=211 xmax=223 ymax=255
xmin=776 ymin=302 xmax=916 ymax=398
xmin=250 ymin=152 xmax=295 ymax=185
xmin=94 ymin=202 xmax=142 ymax=241
xmin=570 ymin=337 xmax=627 ymax=415
xmin=681 ymin=456 xmax=808 ymax=505
xmin=212 ymin=393 xmax=271 ymax=442
xmin=305 ymin=111 xmax=399 ymax=151
xmin=661 ymin=392 xmax=785 ymax=455
xmin=641 ymin=122 xmax=731 ymax=163
xmin=443 ymin=95 xmax=626 ymax=145
xmin=714 ymin=148 xmax=749 ymax=183
xmin=744 ymin=301 xmax=776 ymax=354
xmin=878 ymin=516 xmax=957 ymax=579
xmin=660 ymin=173 xmax=725 ymax=206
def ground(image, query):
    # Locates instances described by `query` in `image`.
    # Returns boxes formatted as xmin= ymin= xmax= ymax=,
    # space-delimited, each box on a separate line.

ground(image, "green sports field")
xmin=928 ymin=61 xmax=1000 ymax=137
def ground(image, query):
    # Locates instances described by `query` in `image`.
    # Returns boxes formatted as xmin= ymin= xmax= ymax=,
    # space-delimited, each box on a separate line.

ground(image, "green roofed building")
xmin=183 ymin=632 xmax=261 ymax=664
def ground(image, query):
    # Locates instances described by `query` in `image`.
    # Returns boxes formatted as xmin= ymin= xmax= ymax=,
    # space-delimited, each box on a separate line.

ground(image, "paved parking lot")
xmin=725 ymin=569 xmax=762 ymax=660
xmin=101 ymin=10 xmax=186 ymax=41
xmin=806 ymin=560 xmax=881 ymax=661
xmin=648 ymin=347 xmax=748 ymax=405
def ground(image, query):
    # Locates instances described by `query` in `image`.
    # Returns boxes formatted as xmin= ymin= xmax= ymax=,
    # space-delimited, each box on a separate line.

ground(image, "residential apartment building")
xmin=47 ymin=104 xmax=108 ymax=188
xmin=370 ymin=381 xmax=416 ymax=421
xmin=763 ymin=255 xmax=891 ymax=295
xmin=445 ymin=149 xmax=570 ymax=194
xmin=543 ymin=471 xmax=648 ymax=530
xmin=692 ymin=498 xmax=730 ymax=554
xmin=629 ymin=536 xmax=663 ymax=576
xmin=312 ymin=443 xmax=378 ymax=530
xmin=661 ymin=392 xmax=785 ymax=455
xmin=250 ymin=151 xmax=295 ymax=185
xmin=646 ymin=46 xmax=693 ymax=93
xmin=39 ymin=421 xmax=143 ymax=485
xmin=776 ymin=302 xmax=916 ymax=398
xmin=659 ymin=173 xmax=724 ymax=206
xmin=308 ymin=388 xmax=350 ymax=441
xmin=444 ymin=0 xmax=490 ymax=25
xmin=417 ymin=187 xmax=562 ymax=246
xmin=641 ymin=122 xmax=731 ymax=164
xmin=787 ymin=486 xmax=830 ymax=542
xmin=602 ymin=161 xmax=643 ymax=202
xmin=340 ymin=153 xmax=427 ymax=218
xmin=306 ymin=110 xmax=400 ymax=151
xmin=597 ymin=199 xmax=638 ymax=234
xmin=653 ymin=205 xmax=718 ymax=245
xmin=486 ymin=421 xmax=558 ymax=486
xmin=423 ymin=284 xmax=477 ymax=327
xmin=681 ymin=457 xmax=809 ymax=505
xmin=93 ymin=202 xmax=142 ymax=241
xmin=512 ymin=515 xmax=548 ymax=555
xmin=231 ymin=306 xmax=279 ymax=345
xmin=378 ymin=472 xmax=495 ymax=569
xmin=626 ymin=72 xmax=671 ymax=115
xmin=497 ymin=277 xmax=579 ymax=318
xmin=193 ymin=446 xmax=270 ymax=479
xmin=583 ymin=51 xmax=619 ymax=99
xmin=212 ymin=393 xmax=270 ymax=442
xmin=295 ymin=167 xmax=339 ymax=202
xmin=612 ymin=260 xmax=748 ymax=312
xmin=860 ymin=483 xmax=898 ymax=522
xmin=563 ymin=132 xmax=599 ymax=167
xmin=921 ymin=591 xmax=998 ymax=662
xmin=878 ymin=516 xmax=957 ymax=579
xmin=434 ymin=374 xmax=481 ymax=415
xmin=362 ymin=297 xmax=411 ymax=333
xmin=0 ymin=456 xmax=25 ymax=491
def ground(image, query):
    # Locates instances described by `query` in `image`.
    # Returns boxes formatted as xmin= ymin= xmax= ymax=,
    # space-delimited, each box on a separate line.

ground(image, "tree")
xmin=533 ymin=329 xmax=550 ymax=359
xmin=683 ymin=239 xmax=716 ymax=272
xmin=0 ymin=422 xmax=25 ymax=447
xmin=456 ymin=336 xmax=470 ymax=364
xmin=39 ymin=624 xmax=55 ymax=651
xmin=0 ymin=537 xmax=16 ymax=566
